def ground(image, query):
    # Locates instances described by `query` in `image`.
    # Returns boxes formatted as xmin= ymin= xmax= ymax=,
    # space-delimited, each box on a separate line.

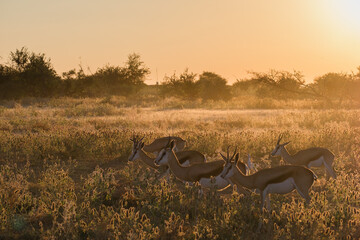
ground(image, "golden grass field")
xmin=0 ymin=97 xmax=359 ymax=239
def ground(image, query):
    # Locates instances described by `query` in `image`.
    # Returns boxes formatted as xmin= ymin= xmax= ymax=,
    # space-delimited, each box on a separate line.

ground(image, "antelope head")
xmin=271 ymin=134 xmax=290 ymax=156
xmin=221 ymin=152 xmax=240 ymax=179
xmin=219 ymin=146 xmax=237 ymax=178
xmin=128 ymin=135 xmax=145 ymax=162
xmin=154 ymin=139 xmax=174 ymax=166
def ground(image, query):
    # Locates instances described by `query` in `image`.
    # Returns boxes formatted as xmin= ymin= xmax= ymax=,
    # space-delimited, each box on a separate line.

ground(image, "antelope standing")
xmin=221 ymin=153 xmax=317 ymax=210
xmin=155 ymin=142 xmax=250 ymax=195
xmin=198 ymin=147 xmax=248 ymax=193
xmin=271 ymin=134 xmax=336 ymax=179
xmin=128 ymin=137 xmax=205 ymax=170
xmin=154 ymin=140 xmax=224 ymax=183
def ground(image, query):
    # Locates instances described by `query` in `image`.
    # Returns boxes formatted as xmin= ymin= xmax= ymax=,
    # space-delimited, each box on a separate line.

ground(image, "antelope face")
xmin=128 ymin=142 xmax=143 ymax=162
xmin=154 ymin=148 xmax=169 ymax=166
xmin=221 ymin=162 xmax=235 ymax=179
xmin=271 ymin=144 xmax=282 ymax=156
xmin=271 ymin=134 xmax=290 ymax=156
xmin=271 ymin=142 xmax=290 ymax=157
xmin=219 ymin=147 xmax=238 ymax=179
xmin=155 ymin=140 xmax=176 ymax=166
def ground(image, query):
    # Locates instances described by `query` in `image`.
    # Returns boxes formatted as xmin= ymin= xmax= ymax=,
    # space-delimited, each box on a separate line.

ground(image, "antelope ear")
xmin=282 ymin=141 xmax=291 ymax=146
xmin=234 ymin=153 xmax=239 ymax=164
xmin=170 ymin=140 xmax=176 ymax=150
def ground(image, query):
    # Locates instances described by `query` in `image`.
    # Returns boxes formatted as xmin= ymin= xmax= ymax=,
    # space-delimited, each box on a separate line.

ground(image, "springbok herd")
xmin=128 ymin=134 xmax=336 ymax=211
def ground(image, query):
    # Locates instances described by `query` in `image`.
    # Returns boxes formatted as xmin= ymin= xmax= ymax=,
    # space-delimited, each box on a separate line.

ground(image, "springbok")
xmin=154 ymin=142 xmax=249 ymax=195
xmin=198 ymin=147 xmax=249 ymax=193
xmin=271 ymin=134 xmax=336 ymax=179
xmin=128 ymin=137 xmax=205 ymax=170
xmin=221 ymin=152 xmax=317 ymax=210
xmin=129 ymin=135 xmax=186 ymax=157
xmin=154 ymin=140 xmax=224 ymax=183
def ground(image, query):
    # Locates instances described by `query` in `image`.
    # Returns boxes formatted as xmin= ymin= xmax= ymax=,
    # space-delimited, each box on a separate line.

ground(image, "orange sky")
xmin=1 ymin=0 xmax=360 ymax=84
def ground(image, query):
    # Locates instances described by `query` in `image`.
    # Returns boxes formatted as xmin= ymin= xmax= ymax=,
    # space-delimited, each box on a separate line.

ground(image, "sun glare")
xmin=329 ymin=0 xmax=360 ymax=32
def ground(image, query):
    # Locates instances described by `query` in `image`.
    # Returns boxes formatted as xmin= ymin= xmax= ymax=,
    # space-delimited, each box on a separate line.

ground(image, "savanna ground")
xmin=0 ymin=97 xmax=359 ymax=239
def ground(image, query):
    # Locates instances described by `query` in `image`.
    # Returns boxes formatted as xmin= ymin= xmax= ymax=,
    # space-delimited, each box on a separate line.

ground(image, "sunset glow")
xmin=1 ymin=1 xmax=360 ymax=239
xmin=329 ymin=0 xmax=360 ymax=31
xmin=1 ymin=0 xmax=360 ymax=83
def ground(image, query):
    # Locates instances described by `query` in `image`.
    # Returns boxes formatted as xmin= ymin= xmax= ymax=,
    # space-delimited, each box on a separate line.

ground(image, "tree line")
xmin=0 ymin=47 xmax=149 ymax=99
xmin=1 ymin=47 xmax=359 ymax=102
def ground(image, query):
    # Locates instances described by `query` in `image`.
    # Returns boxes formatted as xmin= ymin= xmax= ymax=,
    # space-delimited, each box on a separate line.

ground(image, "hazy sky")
xmin=1 ymin=0 xmax=360 ymax=84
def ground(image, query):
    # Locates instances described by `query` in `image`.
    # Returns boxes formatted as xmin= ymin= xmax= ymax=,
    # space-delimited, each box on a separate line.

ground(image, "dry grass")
xmin=0 ymin=98 xmax=359 ymax=239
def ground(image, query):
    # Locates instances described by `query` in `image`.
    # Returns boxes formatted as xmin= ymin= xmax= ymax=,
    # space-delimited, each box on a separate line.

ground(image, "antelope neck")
xmin=139 ymin=149 xmax=158 ymax=169
xmin=280 ymin=147 xmax=295 ymax=164
xmin=167 ymin=150 xmax=188 ymax=180
xmin=233 ymin=166 xmax=255 ymax=189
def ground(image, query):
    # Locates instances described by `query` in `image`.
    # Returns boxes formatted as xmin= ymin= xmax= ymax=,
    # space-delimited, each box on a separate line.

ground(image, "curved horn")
xmin=230 ymin=147 xmax=237 ymax=161
xmin=220 ymin=152 xmax=227 ymax=161
xmin=226 ymin=146 xmax=230 ymax=160
xmin=166 ymin=136 xmax=171 ymax=147
xmin=277 ymin=134 xmax=283 ymax=145
xmin=234 ymin=153 xmax=239 ymax=165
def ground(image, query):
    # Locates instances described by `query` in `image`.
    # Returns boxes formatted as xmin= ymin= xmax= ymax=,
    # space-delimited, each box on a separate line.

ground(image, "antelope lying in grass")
xmin=154 ymin=141 xmax=250 ymax=194
xmin=221 ymin=152 xmax=317 ymax=210
xmin=128 ymin=136 xmax=205 ymax=171
xmin=129 ymin=135 xmax=186 ymax=157
xmin=271 ymin=134 xmax=336 ymax=179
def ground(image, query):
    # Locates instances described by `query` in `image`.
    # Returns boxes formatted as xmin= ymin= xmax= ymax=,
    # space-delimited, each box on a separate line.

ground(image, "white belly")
xmin=307 ymin=156 xmax=324 ymax=168
xmin=264 ymin=178 xmax=296 ymax=194
xmin=199 ymin=176 xmax=230 ymax=190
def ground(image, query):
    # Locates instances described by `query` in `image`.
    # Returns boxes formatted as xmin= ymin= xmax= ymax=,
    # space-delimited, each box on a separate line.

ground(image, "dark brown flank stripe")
xmin=290 ymin=152 xmax=323 ymax=166
xmin=303 ymin=153 xmax=323 ymax=166
xmin=255 ymin=166 xmax=297 ymax=190
xmin=262 ymin=171 xmax=294 ymax=189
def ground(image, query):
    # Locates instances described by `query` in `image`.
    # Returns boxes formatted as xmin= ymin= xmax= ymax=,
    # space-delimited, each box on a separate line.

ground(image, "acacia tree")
xmin=0 ymin=47 xmax=60 ymax=98
xmin=122 ymin=53 xmax=150 ymax=86
xmin=313 ymin=72 xmax=350 ymax=100
xmin=161 ymin=69 xmax=198 ymax=100
xmin=60 ymin=53 xmax=150 ymax=97
xmin=21 ymin=52 xmax=60 ymax=97
xmin=91 ymin=53 xmax=150 ymax=96
xmin=248 ymin=70 xmax=305 ymax=99
xmin=197 ymin=72 xmax=231 ymax=101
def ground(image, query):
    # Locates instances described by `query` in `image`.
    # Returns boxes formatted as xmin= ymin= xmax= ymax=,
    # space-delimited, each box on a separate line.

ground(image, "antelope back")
xmin=146 ymin=136 xmax=186 ymax=152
